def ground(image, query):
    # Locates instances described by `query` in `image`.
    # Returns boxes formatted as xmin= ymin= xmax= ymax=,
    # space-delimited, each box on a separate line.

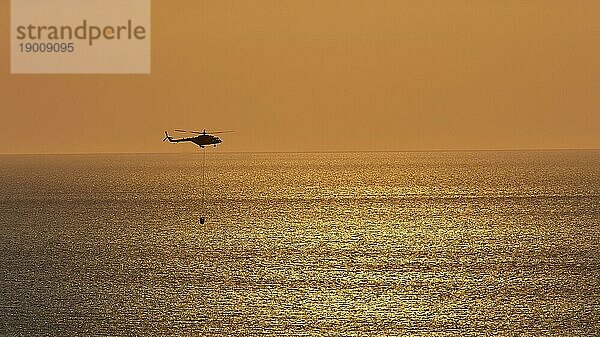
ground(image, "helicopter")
xmin=162 ymin=129 xmax=233 ymax=148
xmin=163 ymin=128 xmax=233 ymax=225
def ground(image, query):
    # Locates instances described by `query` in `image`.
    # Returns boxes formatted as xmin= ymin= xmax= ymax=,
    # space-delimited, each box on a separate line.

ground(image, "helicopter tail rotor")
xmin=162 ymin=131 xmax=171 ymax=142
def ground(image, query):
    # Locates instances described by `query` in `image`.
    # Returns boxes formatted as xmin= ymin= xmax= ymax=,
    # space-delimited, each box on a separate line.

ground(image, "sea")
xmin=0 ymin=151 xmax=598 ymax=336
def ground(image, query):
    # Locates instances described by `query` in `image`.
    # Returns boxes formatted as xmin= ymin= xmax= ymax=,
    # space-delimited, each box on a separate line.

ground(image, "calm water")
xmin=0 ymin=151 xmax=599 ymax=336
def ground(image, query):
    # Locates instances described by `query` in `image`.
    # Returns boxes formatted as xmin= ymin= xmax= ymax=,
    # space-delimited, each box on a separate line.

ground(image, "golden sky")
xmin=1 ymin=0 xmax=599 ymax=153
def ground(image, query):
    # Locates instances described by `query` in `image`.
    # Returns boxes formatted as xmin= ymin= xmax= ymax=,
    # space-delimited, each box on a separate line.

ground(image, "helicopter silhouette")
xmin=163 ymin=129 xmax=233 ymax=148
xmin=163 ymin=129 xmax=233 ymax=225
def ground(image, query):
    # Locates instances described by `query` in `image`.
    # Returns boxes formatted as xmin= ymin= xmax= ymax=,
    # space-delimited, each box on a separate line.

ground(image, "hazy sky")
xmin=1 ymin=0 xmax=599 ymax=153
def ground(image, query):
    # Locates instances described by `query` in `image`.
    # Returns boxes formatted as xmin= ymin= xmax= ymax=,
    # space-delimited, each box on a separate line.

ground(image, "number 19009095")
xmin=19 ymin=42 xmax=74 ymax=53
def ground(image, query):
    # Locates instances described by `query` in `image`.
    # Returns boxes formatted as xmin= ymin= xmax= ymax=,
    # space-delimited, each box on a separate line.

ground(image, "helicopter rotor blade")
xmin=173 ymin=129 xmax=235 ymax=135
xmin=208 ymin=130 xmax=235 ymax=134
xmin=174 ymin=129 xmax=202 ymax=134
